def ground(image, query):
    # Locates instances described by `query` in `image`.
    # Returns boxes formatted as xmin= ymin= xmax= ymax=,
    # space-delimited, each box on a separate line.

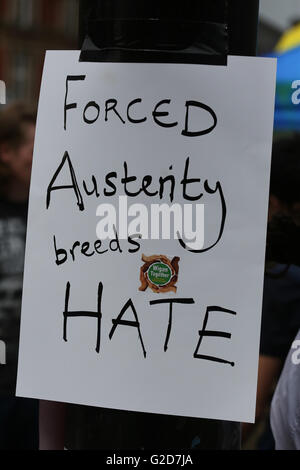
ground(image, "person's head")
xmin=269 ymin=134 xmax=300 ymax=224
xmin=0 ymin=102 xmax=36 ymax=199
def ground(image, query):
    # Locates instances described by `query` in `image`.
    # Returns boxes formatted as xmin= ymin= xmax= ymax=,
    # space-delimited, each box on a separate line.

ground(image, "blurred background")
xmin=0 ymin=0 xmax=300 ymax=452
xmin=258 ymin=0 xmax=299 ymax=55
xmin=0 ymin=0 xmax=79 ymax=103
xmin=0 ymin=0 xmax=299 ymax=130
xmin=259 ymin=0 xmax=300 ymax=133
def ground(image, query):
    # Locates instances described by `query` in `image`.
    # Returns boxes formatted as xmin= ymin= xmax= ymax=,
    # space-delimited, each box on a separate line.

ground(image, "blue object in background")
xmin=267 ymin=46 xmax=300 ymax=131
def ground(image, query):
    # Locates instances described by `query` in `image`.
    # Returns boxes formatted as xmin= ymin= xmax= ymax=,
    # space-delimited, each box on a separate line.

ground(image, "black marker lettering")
xmin=181 ymin=157 xmax=203 ymax=201
xmin=81 ymin=242 xmax=94 ymax=257
xmin=94 ymin=240 xmax=108 ymax=255
xmin=109 ymin=299 xmax=146 ymax=358
xmin=83 ymin=101 xmax=100 ymax=124
xmin=121 ymin=162 xmax=142 ymax=197
xmin=193 ymin=306 xmax=236 ymax=366
xmin=127 ymin=99 xmax=147 ymax=124
xmin=69 ymin=241 xmax=80 ymax=261
xmin=46 ymin=151 xmax=84 ymax=211
xmin=142 ymin=175 xmax=158 ymax=197
xmin=63 ymin=282 xmax=103 ymax=354
xmin=105 ymin=99 xmax=125 ymax=124
xmin=104 ymin=172 xmax=117 ymax=197
xmin=110 ymin=227 xmax=123 ymax=253
xmin=178 ymin=179 xmax=226 ymax=253
xmin=53 ymin=236 xmax=67 ymax=266
xmin=128 ymin=234 xmax=141 ymax=254
xmin=159 ymin=173 xmax=176 ymax=202
xmin=64 ymin=75 xmax=86 ymax=130
xmin=83 ymin=176 xmax=100 ymax=198
xmin=150 ymin=298 xmax=195 ymax=351
xmin=182 ymin=100 xmax=217 ymax=137
xmin=152 ymin=100 xmax=178 ymax=128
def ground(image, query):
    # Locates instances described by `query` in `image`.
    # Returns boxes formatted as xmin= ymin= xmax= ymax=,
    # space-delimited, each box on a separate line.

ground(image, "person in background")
xmin=242 ymin=134 xmax=300 ymax=449
xmin=270 ymin=328 xmax=300 ymax=450
xmin=0 ymin=102 xmax=39 ymax=450
xmin=262 ymin=135 xmax=300 ymax=451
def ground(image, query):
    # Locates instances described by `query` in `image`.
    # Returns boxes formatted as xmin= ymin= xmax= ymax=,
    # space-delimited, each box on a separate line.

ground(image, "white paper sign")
xmin=17 ymin=52 xmax=276 ymax=423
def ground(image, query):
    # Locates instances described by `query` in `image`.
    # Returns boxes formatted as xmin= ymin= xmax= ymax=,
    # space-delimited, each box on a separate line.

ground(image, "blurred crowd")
xmin=242 ymin=134 xmax=300 ymax=450
xmin=0 ymin=102 xmax=38 ymax=448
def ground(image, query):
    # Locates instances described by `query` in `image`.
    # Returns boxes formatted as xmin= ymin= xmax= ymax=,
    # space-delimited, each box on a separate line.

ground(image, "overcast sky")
xmin=260 ymin=0 xmax=300 ymax=30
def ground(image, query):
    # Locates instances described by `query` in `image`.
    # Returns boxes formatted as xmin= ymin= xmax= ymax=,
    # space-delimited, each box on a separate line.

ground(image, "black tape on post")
xmin=78 ymin=0 xmax=229 ymax=65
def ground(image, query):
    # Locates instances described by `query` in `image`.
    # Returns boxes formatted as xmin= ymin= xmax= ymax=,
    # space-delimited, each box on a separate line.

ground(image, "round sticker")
xmin=147 ymin=262 xmax=172 ymax=286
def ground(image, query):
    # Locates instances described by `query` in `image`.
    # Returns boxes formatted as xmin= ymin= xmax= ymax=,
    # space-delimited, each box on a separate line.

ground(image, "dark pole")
xmin=75 ymin=0 xmax=260 ymax=451
xmin=78 ymin=0 xmax=94 ymax=48
xmin=228 ymin=0 xmax=260 ymax=56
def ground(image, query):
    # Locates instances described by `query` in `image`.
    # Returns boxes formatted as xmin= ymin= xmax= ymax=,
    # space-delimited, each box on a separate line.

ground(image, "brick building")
xmin=0 ymin=0 xmax=79 ymax=103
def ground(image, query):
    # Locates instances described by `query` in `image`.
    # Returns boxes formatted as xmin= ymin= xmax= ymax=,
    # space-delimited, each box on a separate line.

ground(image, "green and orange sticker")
xmin=139 ymin=254 xmax=180 ymax=294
